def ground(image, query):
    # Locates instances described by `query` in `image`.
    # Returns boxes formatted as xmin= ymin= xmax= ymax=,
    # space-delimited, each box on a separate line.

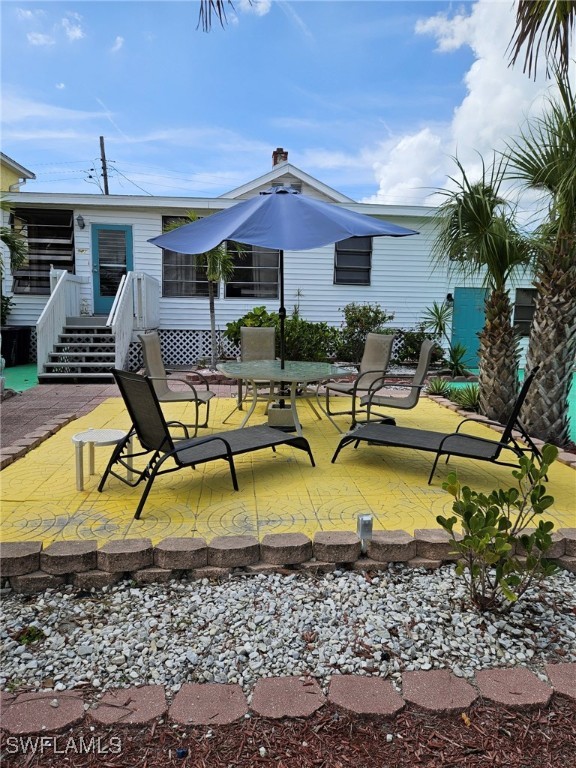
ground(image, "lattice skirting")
xmin=126 ymin=330 xmax=406 ymax=370
xmin=127 ymin=330 xmax=240 ymax=371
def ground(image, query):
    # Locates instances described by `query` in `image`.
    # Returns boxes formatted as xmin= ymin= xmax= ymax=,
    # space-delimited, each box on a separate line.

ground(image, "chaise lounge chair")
xmin=99 ymin=369 xmax=315 ymax=519
xmin=331 ymin=367 xmax=542 ymax=484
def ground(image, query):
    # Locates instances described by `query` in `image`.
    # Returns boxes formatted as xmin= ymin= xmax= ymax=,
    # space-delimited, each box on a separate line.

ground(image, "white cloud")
xmin=27 ymin=32 xmax=55 ymax=47
xmin=238 ymin=0 xmax=272 ymax=17
xmin=110 ymin=36 xmax=124 ymax=53
xmin=1 ymin=92 xmax=103 ymax=126
xmin=16 ymin=9 xmax=45 ymax=22
xmin=55 ymin=83 xmax=65 ymax=90
xmin=364 ymin=0 xmax=552 ymax=209
xmin=62 ymin=15 xmax=85 ymax=42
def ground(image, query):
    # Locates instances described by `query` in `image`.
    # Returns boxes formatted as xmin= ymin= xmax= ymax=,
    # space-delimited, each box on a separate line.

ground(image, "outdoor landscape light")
xmin=357 ymin=513 xmax=373 ymax=554
xmin=76 ymin=215 xmax=86 ymax=229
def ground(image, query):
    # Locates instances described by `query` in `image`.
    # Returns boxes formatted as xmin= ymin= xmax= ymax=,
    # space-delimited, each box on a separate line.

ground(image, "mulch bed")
xmin=2 ymin=696 xmax=575 ymax=767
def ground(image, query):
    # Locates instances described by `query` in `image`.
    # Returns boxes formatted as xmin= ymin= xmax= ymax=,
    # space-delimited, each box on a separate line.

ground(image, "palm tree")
xmin=508 ymin=0 xmax=576 ymax=79
xmin=504 ymin=75 xmax=576 ymax=445
xmin=432 ymin=157 xmax=532 ymax=422
xmin=164 ymin=212 xmax=235 ymax=368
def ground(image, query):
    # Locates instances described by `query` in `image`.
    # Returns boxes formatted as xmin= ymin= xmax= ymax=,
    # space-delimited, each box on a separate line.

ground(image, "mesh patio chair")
xmin=357 ymin=338 xmax=437 ymax=424
xmin=332 ymin=367 xmax=543 ymax=484
xmin=99 ymin=369 xmax=315 ymax=519
xmin=139 ymin=331 xmax=215 ymax=436
xmin=223 ymin=326 xmax=276 ymax=424
xmin=323 ymin=332 xmax=395 ymax=431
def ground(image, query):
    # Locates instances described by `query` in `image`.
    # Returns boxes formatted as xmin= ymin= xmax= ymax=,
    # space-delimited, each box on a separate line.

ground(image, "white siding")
xmin=6 ymin=192 xmax=539 ymax=337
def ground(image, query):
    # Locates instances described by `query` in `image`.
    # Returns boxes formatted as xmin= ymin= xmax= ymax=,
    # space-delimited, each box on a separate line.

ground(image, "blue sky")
xmin=1 ymin=1 xmax=566 ymax=208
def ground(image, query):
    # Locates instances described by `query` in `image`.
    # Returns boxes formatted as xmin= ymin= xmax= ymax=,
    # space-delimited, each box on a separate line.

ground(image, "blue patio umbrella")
xmin=149 ymin=187 xmax=418 ymax=367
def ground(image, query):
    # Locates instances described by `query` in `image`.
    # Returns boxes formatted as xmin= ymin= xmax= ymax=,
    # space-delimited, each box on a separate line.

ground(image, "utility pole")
xmin=99 ymin=135 xmax=109 ymax=195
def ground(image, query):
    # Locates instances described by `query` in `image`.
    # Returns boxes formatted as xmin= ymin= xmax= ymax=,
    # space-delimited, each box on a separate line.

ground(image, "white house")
xmin=1 ymin=148 xmax=536 ymax=380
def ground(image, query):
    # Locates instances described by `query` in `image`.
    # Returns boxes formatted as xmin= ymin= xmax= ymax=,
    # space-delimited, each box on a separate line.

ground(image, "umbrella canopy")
xmin=149 ymin=186 xmax=417 ymax=253
xmin=149 ymin=187 xmax=418 ymax=366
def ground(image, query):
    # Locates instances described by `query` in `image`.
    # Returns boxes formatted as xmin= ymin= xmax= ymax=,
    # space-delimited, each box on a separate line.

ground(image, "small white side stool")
xmin=72 ymin=428 xmax=132 ymax=491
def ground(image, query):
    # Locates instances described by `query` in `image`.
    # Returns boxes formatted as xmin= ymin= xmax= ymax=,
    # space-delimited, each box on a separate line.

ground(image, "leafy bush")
xmin=426 ymin=377 xmax=452 ymax=397
xmin=283 ymin=313 xmax=340 ymax=361
xmin=223 ymin=306 xmax=338 ymax=361
xmin=223 ymin=306 xmax=278 ymax=347
xmin=335 ymin=302 xmax=394 ymax=363
xmin=437 ymin=444 xmax=559 ymax=612
xmin=448 ymin=383 xmax=481 ymax=412
xmin=1 ymin=295 xmax=13 ymax=326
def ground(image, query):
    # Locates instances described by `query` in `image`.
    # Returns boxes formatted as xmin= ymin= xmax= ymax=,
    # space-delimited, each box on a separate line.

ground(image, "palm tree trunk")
xmin=522 ymin=259 xmax=576 ymax=446
xmin=478 ymin=289 xmax=520 ymax=422
xmin=208 ymin=281 xmax=218 ymax=369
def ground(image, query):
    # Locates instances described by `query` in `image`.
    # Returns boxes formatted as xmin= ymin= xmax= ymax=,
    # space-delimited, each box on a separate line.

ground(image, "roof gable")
xmin=220 ymin=162 xmax=354 ymax=204
xmin=0 ymin=152 xmax=36 ymax=181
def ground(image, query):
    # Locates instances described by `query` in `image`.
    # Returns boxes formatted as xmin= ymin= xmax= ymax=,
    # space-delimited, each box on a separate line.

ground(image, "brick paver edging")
xmin=1 ymin=664 xmax=575 ymax=735
xmin=1 ymin=528 xmax=576 ymax=593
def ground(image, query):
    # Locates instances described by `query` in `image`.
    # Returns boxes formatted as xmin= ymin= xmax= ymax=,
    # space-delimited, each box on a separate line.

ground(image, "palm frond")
xmin=431 ymin=155 xmax=530 ymax=289
xmin=197 ymin=0 xmax=236 ymax=31
xmin=508 ymin=0 xmax=576 ymax=79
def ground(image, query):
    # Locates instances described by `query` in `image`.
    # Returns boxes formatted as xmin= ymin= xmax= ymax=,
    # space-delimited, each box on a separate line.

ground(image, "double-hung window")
xmin=161 ymin=216 xmax=217 ymax=298
xmin=334 ymin=236 xmax=372 ymax=285
xmin=225 ymin=244 xmax=280 ymax=299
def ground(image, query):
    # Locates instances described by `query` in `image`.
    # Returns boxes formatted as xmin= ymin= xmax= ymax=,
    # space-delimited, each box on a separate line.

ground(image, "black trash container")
xmin=1 ymin=326 xmax=31 ymax=367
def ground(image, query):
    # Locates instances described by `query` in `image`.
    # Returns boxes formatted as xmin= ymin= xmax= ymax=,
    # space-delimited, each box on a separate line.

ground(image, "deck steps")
xmin=38 ymin=317 xmax=116 ymax=384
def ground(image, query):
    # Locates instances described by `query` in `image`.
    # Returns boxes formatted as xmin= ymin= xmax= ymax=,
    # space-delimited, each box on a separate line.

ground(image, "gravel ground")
xmin=2 ymin=564 xmax=575 ymax=698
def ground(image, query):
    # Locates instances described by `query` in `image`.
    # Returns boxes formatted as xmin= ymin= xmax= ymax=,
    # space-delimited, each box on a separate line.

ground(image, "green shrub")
xmin=223 ymin=306 xmax=278 ymax=348
xmin=449 ymin=383 xmax=480 ymax=411
xmin=437 ymin=444 xmax=559 ymax=612
xmin=335 ymin=302 xmax=394 ymax=363
xmin=426 ymin=377 xmax=452 ymax=397
xmin=283 ymin=313 xmax=340 ymax=362
xmin=1 ymin=295 xmax=13 ymax=326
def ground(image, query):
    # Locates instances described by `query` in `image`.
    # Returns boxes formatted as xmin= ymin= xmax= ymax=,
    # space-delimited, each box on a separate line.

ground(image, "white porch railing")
xmin=108 ymin=272 xmax=160 ymax=369
xmin=36 ymin=268 xmax=86 ymax=372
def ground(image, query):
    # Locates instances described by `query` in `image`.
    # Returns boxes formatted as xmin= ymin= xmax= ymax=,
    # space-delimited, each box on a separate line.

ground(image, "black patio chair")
xmin=331 ymin=367 xmax=543 ymax=484
xmin=99 ymin=369 xmax=315 ymax=519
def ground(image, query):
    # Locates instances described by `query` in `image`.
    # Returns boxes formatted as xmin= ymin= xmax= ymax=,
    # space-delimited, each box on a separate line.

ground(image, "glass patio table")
xmin=217 ymin=360 xmax=351 ymax=435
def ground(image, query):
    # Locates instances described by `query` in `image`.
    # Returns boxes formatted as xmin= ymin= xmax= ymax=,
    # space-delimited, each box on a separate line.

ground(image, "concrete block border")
xmin=1 ymin=528 xmax=575 ymax=594
xmin=1 ymin=664 xmax=574 ymax=735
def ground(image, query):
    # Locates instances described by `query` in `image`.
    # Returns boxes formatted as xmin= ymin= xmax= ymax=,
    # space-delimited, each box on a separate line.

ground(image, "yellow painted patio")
xmin=1 ymin=396 xmax=574 ymax=547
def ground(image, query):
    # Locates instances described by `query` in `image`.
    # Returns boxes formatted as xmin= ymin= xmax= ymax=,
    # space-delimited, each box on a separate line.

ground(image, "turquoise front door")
xmin=451 ymin=287 xmax=487 ymax=369
xmin=92 ymin=224 xmax=133 ymax=314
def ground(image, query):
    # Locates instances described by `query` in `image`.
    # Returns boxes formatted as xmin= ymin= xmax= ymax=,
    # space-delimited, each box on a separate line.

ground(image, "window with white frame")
xmin=225 ymin=243 xmax=280 ymax=299
xmin=513 ymin=288 xmax=537 ymax=337
xmin=161 ymin=216 xmax=217 ymax=298
xmin=334 ymin=236 xmax=372 ymax=285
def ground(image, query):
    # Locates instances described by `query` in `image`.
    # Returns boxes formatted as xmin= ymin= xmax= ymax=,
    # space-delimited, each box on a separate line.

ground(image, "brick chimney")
xmin=272 ymin=147 xmax=288 ymax=166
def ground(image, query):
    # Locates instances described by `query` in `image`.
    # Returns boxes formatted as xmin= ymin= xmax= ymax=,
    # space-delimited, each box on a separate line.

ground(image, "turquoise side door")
xmin=92 ymin=224 xmax=133 ymax=314
xmin=451 ymin=287 xmax=487 ymax=369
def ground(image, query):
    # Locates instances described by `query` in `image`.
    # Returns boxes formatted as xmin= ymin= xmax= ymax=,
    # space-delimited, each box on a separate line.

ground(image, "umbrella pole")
xmin=279 ymin=250 xmax=285 ymax=370
xmin=279 ymin=249 xmax=286 ymax=407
